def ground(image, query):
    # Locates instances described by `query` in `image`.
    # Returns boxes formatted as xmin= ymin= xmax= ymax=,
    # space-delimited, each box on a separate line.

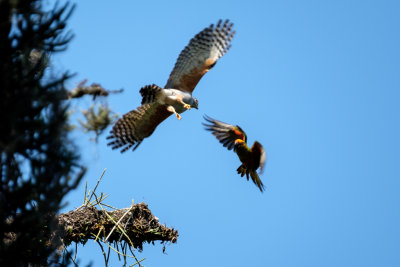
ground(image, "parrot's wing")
xmin=165 ymin=20 xmax=235 ymax=93
xmin=203 ymin=115 xmax=247 ymax=150
xmin=251 ymin=141 xmax=266 ymax=174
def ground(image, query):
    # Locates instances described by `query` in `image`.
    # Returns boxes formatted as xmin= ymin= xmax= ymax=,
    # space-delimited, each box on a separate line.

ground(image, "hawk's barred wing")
xmin=203 ymin=115 xmax=247 ymax=150
xmin=107 ymin=20 xmax=235 ymax=153
xmin=165 ymin=19 xmax=235 ymax=93
xmin=107 ymin=103 xmax=171 ymax=153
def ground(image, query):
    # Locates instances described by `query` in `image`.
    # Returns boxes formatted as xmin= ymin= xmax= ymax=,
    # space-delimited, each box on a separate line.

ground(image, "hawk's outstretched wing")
xmin=107 ymin=20 xmax=235 ymax=153
xmin=107 ymin=103 xmax=171 ymax=152
xmin=165 ymin=19 xmax=235 ymax=92
xmin=203 ymin=115 xmax=247 ymax=150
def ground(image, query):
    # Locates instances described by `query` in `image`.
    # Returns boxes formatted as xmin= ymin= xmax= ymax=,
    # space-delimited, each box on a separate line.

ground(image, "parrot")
xmin=203 ymin=115 xmax=266 ymax=192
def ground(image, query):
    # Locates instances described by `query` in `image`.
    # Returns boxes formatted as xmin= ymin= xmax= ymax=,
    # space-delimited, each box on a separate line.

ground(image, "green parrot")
xmin=203 ymin=115 xmax=266 ymax=192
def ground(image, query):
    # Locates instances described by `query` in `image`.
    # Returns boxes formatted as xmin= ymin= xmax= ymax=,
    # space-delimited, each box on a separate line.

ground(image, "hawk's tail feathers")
xmin=140 ymin=84 xmax=162 ymax=105
xmin=237 ymin=165 xmax=264 ymax=193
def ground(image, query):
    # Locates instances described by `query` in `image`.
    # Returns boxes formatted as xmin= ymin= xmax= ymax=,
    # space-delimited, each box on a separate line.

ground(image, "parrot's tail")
xmin=140 ymin=84 xmax=162 ymax=105
xmin=237 ymin=165 xmax=264 ymax=192
xmin=249 ymin=170 xmax=264 ymax=192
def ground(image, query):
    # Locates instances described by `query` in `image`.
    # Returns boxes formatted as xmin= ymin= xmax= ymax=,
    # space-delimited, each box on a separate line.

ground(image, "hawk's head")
xmin=192 ymin=97 xmax=199 ymax=109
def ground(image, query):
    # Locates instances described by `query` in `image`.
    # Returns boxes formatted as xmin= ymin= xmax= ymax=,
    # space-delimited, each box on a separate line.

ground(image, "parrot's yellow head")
xmin=233 ymin=139 xmax=246 ymax=153
xmin=234 ymin=139 xmax=245 ymax=146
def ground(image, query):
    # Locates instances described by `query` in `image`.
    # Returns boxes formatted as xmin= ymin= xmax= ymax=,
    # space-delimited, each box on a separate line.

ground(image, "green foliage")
xmin=0 ymin=1 xmax=85 ymax=265
xmin=79 ymin=103 xmax=118 ymax=142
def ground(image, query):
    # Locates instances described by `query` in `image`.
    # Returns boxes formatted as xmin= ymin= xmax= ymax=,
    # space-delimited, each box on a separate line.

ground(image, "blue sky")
xmin=56 ymin=0 xmax=400 ymax=266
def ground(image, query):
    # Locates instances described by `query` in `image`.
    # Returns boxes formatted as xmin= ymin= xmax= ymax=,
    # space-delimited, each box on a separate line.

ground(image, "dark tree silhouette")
xmin=0 ymin=2 xmax=178 ymax=266
xmin=0 ymin=1 xmax=85 ymax=265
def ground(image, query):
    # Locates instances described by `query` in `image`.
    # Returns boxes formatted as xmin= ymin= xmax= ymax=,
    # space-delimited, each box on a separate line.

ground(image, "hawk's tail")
xmin=140 ymin=84 xmax=162 ymax=105
xmin=237 ymin=165 xmax=264 ymax=192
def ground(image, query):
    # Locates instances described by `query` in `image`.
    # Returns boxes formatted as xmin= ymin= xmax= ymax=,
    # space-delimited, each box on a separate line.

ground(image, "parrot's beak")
xmin=234 ymin=139 xmax=244 ymax=145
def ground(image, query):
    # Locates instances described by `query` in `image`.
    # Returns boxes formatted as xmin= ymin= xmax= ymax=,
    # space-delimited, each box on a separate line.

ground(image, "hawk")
xmin=203 ymin=115 xmax=266 ymax=192
xmin=107 ymin=20 xmax=235 ymax=152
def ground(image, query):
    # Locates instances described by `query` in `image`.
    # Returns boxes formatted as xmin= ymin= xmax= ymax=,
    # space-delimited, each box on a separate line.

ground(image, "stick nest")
xmin=58 ymin=203 xmax=178 ymax=251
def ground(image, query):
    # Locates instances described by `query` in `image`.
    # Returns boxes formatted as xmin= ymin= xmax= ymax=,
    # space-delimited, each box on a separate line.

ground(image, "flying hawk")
xmin=107 ymin=20 xmax=235 ymax=152
xmin=203 ymin=115 xmax=266 ymax=192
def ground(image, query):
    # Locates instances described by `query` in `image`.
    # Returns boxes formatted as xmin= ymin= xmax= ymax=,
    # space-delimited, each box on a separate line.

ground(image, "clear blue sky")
xmin=56 ymin=0 xmax=400 ymax=266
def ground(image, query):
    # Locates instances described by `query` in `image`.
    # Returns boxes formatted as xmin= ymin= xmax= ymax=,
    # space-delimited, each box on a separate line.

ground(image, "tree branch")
xmin=66 ymin=79 xmax=123 ymax=100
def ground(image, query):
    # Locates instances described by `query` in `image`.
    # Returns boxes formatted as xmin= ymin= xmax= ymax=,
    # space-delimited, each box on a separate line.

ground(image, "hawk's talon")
xmin=183 ymin=103 xmax=191 ymax=110
xmin=166 ymin=105 xmax=181 ymax=120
